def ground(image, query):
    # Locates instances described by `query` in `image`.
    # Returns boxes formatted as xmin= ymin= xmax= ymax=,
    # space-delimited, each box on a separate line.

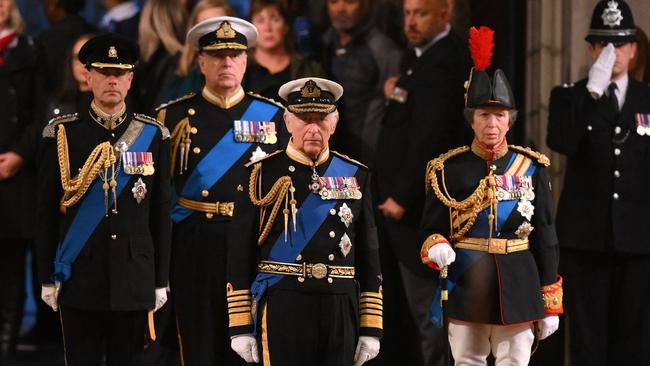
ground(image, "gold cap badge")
xmin=300 ymin=80 xmax=321 ymax=98
xmin=216 ymin=21 xmax=236 ymax=39
xmin=108 ymin=46 xmax=118 ymax=58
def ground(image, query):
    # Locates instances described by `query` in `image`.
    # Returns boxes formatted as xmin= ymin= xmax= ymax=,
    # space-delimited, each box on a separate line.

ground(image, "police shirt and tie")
xmin=154 ymin=17 xmax=286 ymax=366
xmin=36 ymin=34 xmax=171 ymax=366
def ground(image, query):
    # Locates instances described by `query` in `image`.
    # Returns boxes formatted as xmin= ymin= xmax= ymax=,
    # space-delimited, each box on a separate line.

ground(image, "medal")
xmin=249 ymin=146 xmax=268 ymax=163
xmin=339 ymin=233 xmax=352 ymax=257
xmin=517 ymin=200 xmax=535 ymax=221
xmin=515 ymin=221 xmax=534 ymax=239
xmin=635 ymin=113 xmax=650 ymax=136
xmin=338 ymin=203 xmax=354 ymax=227
xmin=132 ymin=178 xmax=147 ymax=204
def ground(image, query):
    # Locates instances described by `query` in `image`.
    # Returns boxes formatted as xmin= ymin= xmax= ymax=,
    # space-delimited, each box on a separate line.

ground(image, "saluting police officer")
xmin=547 ymin=1 xmax=650 ymax=365
xmin=36 ymin=34 xmax=171 ymax=366
xmin=226 ymin=77 xmax=382 ymax=366
xmin=155 ymin=16 xmax=286 ymax=366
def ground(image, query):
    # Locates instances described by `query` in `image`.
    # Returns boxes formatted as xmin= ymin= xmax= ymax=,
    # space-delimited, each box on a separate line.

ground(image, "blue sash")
xmin=171 ymin=100 xmax=279 ymax=223
xmin=429 ymin=153 xmax=538 ymax=327
xmin=52 ymin=123 xmax=158 ymax=284
xmin=250 ymin=157 xmax=358 ymax=333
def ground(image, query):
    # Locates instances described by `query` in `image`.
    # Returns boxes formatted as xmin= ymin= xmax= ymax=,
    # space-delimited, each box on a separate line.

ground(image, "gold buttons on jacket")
xmin=327 ymin=278 xmax=333 ymax=284
xmin=329 ymin=231 xmax=336 ymax=238
xmin=187 ymin=108 xmax=196 ymax=116
xmin=201 ymin=190 xmax=209 ymax=197
xmin=288 ymin=165 xmax=295 ymax=172
xmin=111 ymin=234 xmax=117 ymax=240
xmin=328 ymin=254 xmax=335 ymax=261
xmin=193 ymin=147 xmax=201 ymax=154
xmin=330 ymin=209 xmax=336 ymax=215
xmin=296 ymin=254 xmax=302 ymax=261
xmin=206 ymin=213 xmax=214 ymax=219
xmin=190 ymin=127 xmax=198 ymax=134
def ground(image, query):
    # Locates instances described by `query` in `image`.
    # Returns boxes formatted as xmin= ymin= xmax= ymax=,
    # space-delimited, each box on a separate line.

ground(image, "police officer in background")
xmin=547 ymin=1 xmax=650 ymax=365
xmin=36 ymin=34 xmax=171 ymax=366
xmin=155 ymin=16 xmax=286 ymax=366
xmin=226 ymin=77 xmax=382 ymax=366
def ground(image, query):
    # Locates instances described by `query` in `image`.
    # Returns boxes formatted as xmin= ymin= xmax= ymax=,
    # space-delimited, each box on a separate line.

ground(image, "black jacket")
xmin=36 ymin=112 xmax=172 ymax=311
xmin=375 ymin=30 xmax=471 ymax=271
xmin=547 ymin=78 xmax=650 ymax=254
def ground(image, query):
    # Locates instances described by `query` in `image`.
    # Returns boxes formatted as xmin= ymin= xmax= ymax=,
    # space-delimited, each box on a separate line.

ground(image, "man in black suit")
xmin=37 ymin=34 xmax=171 ymax=366
xmin=374 ymin=0 xmax=471 ymax=365
xmin=547 ymin=1 xmax=650 ymax=365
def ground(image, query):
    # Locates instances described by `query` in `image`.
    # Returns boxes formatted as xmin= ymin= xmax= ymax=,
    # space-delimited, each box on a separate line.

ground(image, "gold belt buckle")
xmin=488 ymin=239 xmax=507 ymax=254
xmin=311 ymin=263 xmax=328 ymax=279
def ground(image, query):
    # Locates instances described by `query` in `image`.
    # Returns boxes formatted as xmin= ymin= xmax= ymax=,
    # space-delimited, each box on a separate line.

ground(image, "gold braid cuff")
xmin=541 ymin=275 xmax=564 ymax=315
xmin=360 ymin=288 xmax=383 ymax=329
xmin=170 ymin=118 xmax=192 ymax=176
xmin=249 ymin=163 xmax=296 ymax=245
xmin=57 ymin=124 xmax=117 ymax=214
xmin=226 ymin=283 xmax=253 ymax=328
xmin=425 ymin=146 xmax=498 ymax=241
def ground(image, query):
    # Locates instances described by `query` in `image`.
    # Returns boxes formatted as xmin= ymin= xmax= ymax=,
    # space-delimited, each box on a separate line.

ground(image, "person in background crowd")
xmin=36 ymin=33 xmax=171 ymax=366
xmin=155 ymin=16 xmax=286 ymax=366
xmin=99 ymin=0 xmax=140 ymax=40
xmin=0 ymin=0 xmax=39 ymax=363
xmin=135 ymin=0 xmax=188 ymax=113
xmin=375 ymin=0 xmax=471 ymax=365
xmin=321 ymin=0 xmax=401 ymax=166
xmin=168 ymin=0 xmax=232 ymax=100
xmin=630 ymin=26 xmax=650 ymax=84
xmin=420 ymin=26 xmax=561 ymax=366
xmin=244 ymin=0 xmax=325 ymax=103
xmin=36 ymin=0 xmax=92 ymax=96
xmin=547 ymin=1 xmax=650 ymax=365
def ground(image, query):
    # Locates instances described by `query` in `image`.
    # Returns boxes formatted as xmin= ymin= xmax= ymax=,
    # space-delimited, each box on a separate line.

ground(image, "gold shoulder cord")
xmin=248 ymin=163 xmax=296 ymax=245
xmin=426 ymin=146 xmax=498 ymax=241
xmin=57 ymin=124 xmax=118 ymax=215
xmin=170 ymin=118 xmax=192 ymax=176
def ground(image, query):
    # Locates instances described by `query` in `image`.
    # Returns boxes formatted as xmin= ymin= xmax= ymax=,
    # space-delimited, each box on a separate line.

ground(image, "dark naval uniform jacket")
xmin=226 ymin=143 xmax=383 ymax=338
xmin=36 ymin=111 xmax=172 ymax=311
xmin=420 ymin=142 xmax=563 ymax=324
xmin=548 ymin=77 xmax=650 ymax=254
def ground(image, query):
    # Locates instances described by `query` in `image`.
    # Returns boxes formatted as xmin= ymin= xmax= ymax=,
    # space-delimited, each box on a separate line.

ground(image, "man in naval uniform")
xmin=420 ymin=27 xmax=563 ymax=365
xmin=36 ymin=33 xmax=171 ymax=366
xmin=547 ymin=1 xmax=650 ymax=365
xmin=226 ymin=77 xmax=382 ymax=366
xmin=154 ymin=16 xmax=286 ymax=366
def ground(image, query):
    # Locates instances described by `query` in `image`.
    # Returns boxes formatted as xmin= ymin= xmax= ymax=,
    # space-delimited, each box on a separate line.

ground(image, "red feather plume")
xmin=469 ymin=26 xmax=494 ymax=71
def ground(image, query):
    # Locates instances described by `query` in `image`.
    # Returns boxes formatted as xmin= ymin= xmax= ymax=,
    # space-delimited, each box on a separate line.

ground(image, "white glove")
xmin=587 ymin=43 xmax=616 ymax=97
xmin=41 ymin=285 xmax=58 ymax=312
xmin=427 ymin=244 xmax=456 ymax=268
xmin=231 ymin=334 xmax=259 ymax=363
xmin=154 ymin=287 xmax=168 ymax=312
xmin=353 ymin=336 xmax=380 ymax=366
xmin=535 ymin=315 xmax=559 ymax=340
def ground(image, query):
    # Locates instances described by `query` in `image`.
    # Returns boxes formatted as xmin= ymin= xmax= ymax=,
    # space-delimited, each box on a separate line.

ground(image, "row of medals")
xmin=310 ymin=172 xmax=362 ymax=200
xmin=234 ymin=131 xmax=277 ymax=144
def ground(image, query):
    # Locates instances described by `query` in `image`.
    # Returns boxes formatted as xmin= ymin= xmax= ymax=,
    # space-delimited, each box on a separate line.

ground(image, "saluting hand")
xmin=587 ymin=43 xmax=616 ymax=98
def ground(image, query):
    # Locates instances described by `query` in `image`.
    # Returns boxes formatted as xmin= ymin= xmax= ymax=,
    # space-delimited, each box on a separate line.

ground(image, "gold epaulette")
xmin=42 ymin=113 xmax=79 ymax=138
xmin=134 ymin=113 xmax=170 ymax=140
xmin=508 ymin=145 xmax=551 ymax=167
xmin=154 ymin=92 xmax=196 ymax=112
xmin=331 ymin=151 xmax=368 ymax=169
xmin=247 ymin=91 xmax=286 ymax=110
xmin=244 ymin=149 xmax=284 ymax=168
xmin=425 ymin=146 xmax=470 ymax=189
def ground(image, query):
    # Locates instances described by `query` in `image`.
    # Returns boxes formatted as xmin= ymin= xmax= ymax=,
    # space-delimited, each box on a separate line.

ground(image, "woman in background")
xmin=244 ymin=0 xmax=324 ymax=102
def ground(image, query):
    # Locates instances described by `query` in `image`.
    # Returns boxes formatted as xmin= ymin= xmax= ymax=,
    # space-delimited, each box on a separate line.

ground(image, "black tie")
xmin=608 ymin=82 xmax=619 ymax=112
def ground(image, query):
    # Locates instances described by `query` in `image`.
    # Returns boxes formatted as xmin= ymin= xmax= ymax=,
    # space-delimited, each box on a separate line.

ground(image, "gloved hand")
xmin=231 ymin=334 xmax=259 ymax=363
xmin=535 ymin=315 xmax=559 ymax=340
xmin=354 ymin=336 xmax=380 ymax=366
xmin=154 ymin=287 xmax=168 ymax=312
xmin=587 ymin=43 xmax=616 ymax=98
xmin=41 ymin=285 xmax=58 ymax=312
xmin=427 ymin=244 xmax=456 ymax=268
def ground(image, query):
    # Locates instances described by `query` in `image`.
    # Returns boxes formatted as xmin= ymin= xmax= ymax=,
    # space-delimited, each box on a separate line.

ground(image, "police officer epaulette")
xmin=247 ymin=91 xmax=286 ymax=110
xmin=134 ymin=113 xmax=171 ymax=140
xmin=425 ymin=146 xmax=471 ymax=189
xmin=244 ymin=149 xmax=284 ymax=168
xmin=42 ymin=113 xmax=79 ymax=138
xmin=331 ymin=151 xmax=368 ymax=170
xmin=508 ymin=145 xmax=551 ymax=167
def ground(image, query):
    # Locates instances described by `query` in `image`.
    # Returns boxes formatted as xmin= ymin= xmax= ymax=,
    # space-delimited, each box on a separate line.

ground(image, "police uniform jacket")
xmin=36 ymin=111 xmax=172 ymax=311
xmin=226 ymin=146 xmax=383 ymax=338
xmin=420 ymin=143 xmax=562 ymax=324
xmin=548 ymin=78 xmax=650 ymax=254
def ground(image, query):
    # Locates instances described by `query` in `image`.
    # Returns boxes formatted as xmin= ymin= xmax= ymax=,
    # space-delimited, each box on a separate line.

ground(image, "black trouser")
xmin=561 ymin=249 xmax=650 ymax=366
xmin=59 ymin=306 xmax=146 ymax=366
xmin=0 ymin=239 xmax=27 ymax=365
xmin=261 ymin=289 xmax=356 ymax=366
xmin=171 ymin=218 xmax=244 ymax=366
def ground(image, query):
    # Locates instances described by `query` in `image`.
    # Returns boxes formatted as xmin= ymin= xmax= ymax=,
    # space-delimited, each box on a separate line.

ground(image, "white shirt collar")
xmin=100 ymin=1 xmax=139 ymax=27
xmin=611 ymin=73 xmax=629 ymax=109
xmin=414 ymin=23 xmax=450 ymax=58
